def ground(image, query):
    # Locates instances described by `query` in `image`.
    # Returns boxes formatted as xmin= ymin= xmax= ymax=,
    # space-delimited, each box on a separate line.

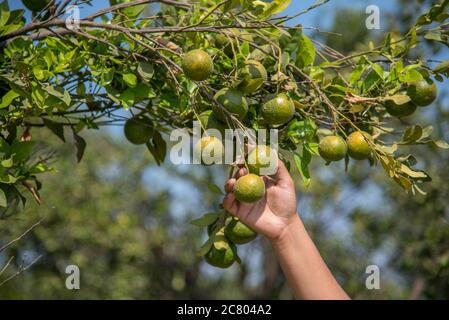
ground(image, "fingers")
xmin=224 ymin=167 xmax=247 ymax=192
xmin=234 ymin=167 xmax=247 ymax=179
xmin=274 ymin=160 xmax=294 ymax=188
xmin=224 ymin=178 xmax=235 ymax=193
xmin=223 ymin=192 xmax=238 ymax=216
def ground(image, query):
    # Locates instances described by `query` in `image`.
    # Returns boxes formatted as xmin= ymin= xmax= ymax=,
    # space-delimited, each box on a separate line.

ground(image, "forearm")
xmin=271 ymin=215 xmax=350 ymax=300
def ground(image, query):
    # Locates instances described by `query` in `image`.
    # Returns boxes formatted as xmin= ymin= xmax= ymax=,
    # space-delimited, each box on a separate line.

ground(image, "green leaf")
xmin=197 ymin=238 xmax=214 ymax=257
xmin=0 ymin=89 xmax=20 ymax=109
xmin=43 ymin=86 xmax=71 ymax=106
xmin=294 ymin=148 xmax=311 ymax=187
xmin=431 ymin=140 xmax=449 ymax=149
xmin=73 ymin=130 xmax=86 ymax=162
xmin=146 ymin=131 xmax=165 ymax=165
xmin=0 ymin=188 xmax=6 ymax=207
xmin=385 ymin=94 xmax=411 ymax=105
xmin=296 ymin=34 xmax=316 ymax=68
xmin=402 ymin=125 xmax=423 ymax=144
xmin=137 ymin=61 xmax=154 ymax=81
xmin=123 ymin=73 xmax=137 ymax=88
xmin=368 ymin=61 xmax=384 ymax=79
xmin=434 ymin=60 xmax=449 ymax=75
xmin=349 ymin=57 xmax=368 ymax=85
xmin=1 ymin=157 xmax=13 ymax=168
xmin=261 ymin=0 xmax=291 ymax=18
xmin=43 ymin=118 xmax=65 ymax=142
xmin=400 ymin=164 xmax=430 ymax=180
xmin=11 ymin=141 xmax=34 ymax=162
xmin=207 ymin=183 xmax=224 ymax=195
xmin=399 ymin=69 xmax=422 ymax=83
xmin=190 ymin=213 xmax=219 ymax=227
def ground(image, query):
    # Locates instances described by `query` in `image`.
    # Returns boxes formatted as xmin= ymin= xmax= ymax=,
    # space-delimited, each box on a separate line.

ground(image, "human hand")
xmin=223 ymin=161 xmax=298 ymax=241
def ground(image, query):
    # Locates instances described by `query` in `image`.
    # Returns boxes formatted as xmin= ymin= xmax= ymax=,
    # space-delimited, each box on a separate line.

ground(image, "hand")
xmin=223 ymin=160 xmax=298 ymax=241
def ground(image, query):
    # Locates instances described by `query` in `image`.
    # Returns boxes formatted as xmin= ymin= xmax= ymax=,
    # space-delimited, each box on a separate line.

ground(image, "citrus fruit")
xmin=194 ymin=136 xmax=224 ymax=165
xmin=22 ymin=0 xmax=50 ymax=12
xmin=124 ymin=116 xmax=154 ymax=145
xmin=238 ymin=60 xmax=267 ymax=94
xmin=407 ymin=78 xmax=437 ymax=107
xmin=213 ymin=88 xmax=248 ymax=123
xmin=234 ymin=174 xmax=266 ymax=203
xmin=385 ymin=98 xmax=417 ymax=117
xmin=182 ymin=49 xmax=214 ymax=81
xmin=261 ymin=93 xmax=295 ymax=126
xmin=247 ymin=145 xmax=278 ymax=175
xmin=205 ymin=240 xmax=236 ymax=269
xmin=198 ymin=110 xmax=228 ymax=136
xmin=224 ymin=218 xmax=257 ymax=245
xmin=318 ymin=135 xmax=347 ymax=162
xmin=347 ymin=131 xmax=371 ymax=160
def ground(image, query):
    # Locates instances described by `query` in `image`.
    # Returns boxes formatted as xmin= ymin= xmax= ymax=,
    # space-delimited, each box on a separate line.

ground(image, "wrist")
xmin=270 ymin=214 xmax=303 ymax=248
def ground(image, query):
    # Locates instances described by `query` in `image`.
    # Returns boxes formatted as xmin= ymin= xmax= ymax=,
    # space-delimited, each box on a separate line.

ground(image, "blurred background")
xmin=0 ymin=0 xmax=448 ymax=299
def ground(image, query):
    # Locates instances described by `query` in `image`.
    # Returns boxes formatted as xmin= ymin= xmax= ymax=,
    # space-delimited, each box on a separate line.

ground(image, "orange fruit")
xmin=261 ymin=94 xmax=295 ymax=126
xmin=347 ymin=131 xmax=371 ymax=160
xmin=182 ymin=49 xmax=214 ymax=81
xmin=318 ymin=135 xmax=347 ymax=162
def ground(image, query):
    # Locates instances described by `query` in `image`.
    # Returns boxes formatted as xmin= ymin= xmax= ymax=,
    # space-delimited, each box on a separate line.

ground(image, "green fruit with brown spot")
xmin=234 ymin=174 xmax=265 ymax=203
xmin=225 ymin=218 xmax=257 ymax=244
xmin=407 ymin=78 xmax=437 ymax=107
xmin=238 ymin=60 xmax=267 ymax=94
xmin=182 ymin=49 xmax=214 ymax=81
xmin=213 ymin=88 xmax=248 ymax=123
xmin=347 ymin=131 xmax=371 ymax=160
xmin=318 ymin=135 xmax=347 ymax=162
xmin=124 ymin=116 xmax=154 ymax=145
xmin=261 ymin=94 xmax=295 ymax=126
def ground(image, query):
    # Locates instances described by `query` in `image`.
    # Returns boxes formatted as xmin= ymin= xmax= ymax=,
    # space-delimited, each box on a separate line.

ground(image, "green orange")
xmin=261 ymin=93 xmax=295 ymax=126
xmin=318 ymin=135 xmax=347 ymax=162
xmin=194 ymin=136 xmax=224 ymax=165
xmin=238 ymin=60 xmax=267 ymax=94
xmin=247 ymin=145 xmax=278 ymax=175
xmin=205 ymin=240 xmax=236 ymax=269
xmin=213 ymin=88 xmax=248 ymax=123
xmin=385 ymin=98 xmax=417 ymax=118
xmin=224 ymin=218 xmax=257 ymax=244
xmin=124 ymin=116 xmax=154 ymax=145
xmin=182 ymin=49 xmax=214 ymax=81
xmin=234 ymin=174 xmax=265 ymax=203
xmin=407 ymin=78 xmax=437 ymax=107
xmin=347 ymin=131 xmax=371 ymax=160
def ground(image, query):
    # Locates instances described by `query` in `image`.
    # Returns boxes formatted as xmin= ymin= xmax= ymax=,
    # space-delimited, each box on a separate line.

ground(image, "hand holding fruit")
xmin=223 ymin=161 xmax=298 ymax=241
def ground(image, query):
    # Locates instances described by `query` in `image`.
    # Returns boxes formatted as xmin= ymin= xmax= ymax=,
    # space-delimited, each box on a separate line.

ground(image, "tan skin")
xmin=223 ymin=160 xmax=350 ymax=300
